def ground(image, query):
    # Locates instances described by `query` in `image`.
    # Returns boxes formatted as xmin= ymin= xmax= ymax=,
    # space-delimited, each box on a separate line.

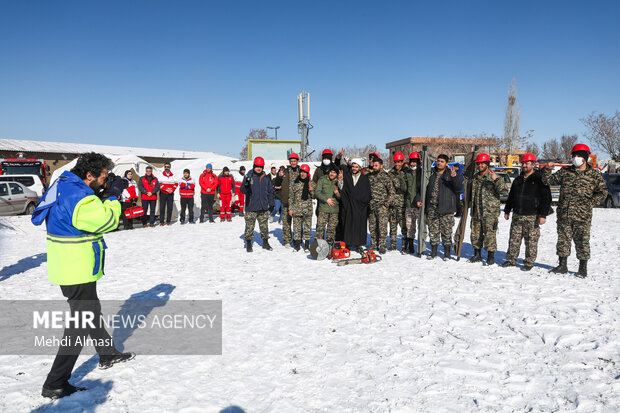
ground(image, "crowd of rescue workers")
xmin=111 ymin=144 xmax=607 ymax=278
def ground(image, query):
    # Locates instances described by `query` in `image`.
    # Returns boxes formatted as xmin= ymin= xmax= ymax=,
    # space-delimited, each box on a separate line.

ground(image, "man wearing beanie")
xmin=542 ymin=144 xmax=607 ymax=277
xmin=179 ymin=168 xmax=196 ymax=224
xmin=199 ymin=163 xmax=218 ymax=223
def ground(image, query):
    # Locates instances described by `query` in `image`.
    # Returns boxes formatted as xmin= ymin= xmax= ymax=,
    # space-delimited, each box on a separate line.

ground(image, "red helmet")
xmin=369 ymin=152 xmax=380 ymax=160
xmin=288 ymin=152 xmax=300 ymax=160
xmin=300 ymin=164 xmax=310 ymax=173
xmin=253 ymin=157 xmax=265 ymax=167
xmin=571 ymin=144 xmax=591 ymax=154
xmin=475 ymin=153 xmax=491 ymax=163
xmin=322 ymin=149 xmax=333 ymax=156
xmin=393 ymin=152 xmax=405 ymax=161
xmin=409 ymin=152 xmax=421 ymax=160
xmin=521 ymin=153 xmax=537 ymax=163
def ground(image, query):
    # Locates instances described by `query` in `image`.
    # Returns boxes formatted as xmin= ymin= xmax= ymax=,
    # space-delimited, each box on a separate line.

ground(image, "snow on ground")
xmin=0 ymin=208 xmax=619 ymax=412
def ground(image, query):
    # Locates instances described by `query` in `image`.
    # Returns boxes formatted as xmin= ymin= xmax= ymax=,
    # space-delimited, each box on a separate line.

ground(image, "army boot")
xmin=576 ymin=260 xmax=588 ymax=278
xmin=550 ymin=256 xmax=568 ymax=274
xmin=469 ymin=249 xmax=482 ymax=263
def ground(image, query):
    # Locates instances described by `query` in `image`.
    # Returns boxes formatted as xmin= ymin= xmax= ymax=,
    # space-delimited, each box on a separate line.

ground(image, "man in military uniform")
xmin=542 ymin=144 xmax=607 ymax=277
xmin=241 ymin=156 xmax=275 ymax=252
xmin=314 ymin=163 xmax=340 ymax=244
xmin=403 ymin=152 xmax=423 ymax=254
xmin=425 ymin=154 xmax=462 ymax=260
xmin=289 ymin=164 xmax=314 ymax=251
xmin=469 ymin=153 xmax=506 ymax=265
xmin=367 ymin=158 xmax=394 ymax=254
xmin=388 ymin=152 xmax=408 ymax=251
xmin=501 ymin=153 xmax=552 ymax=271
xmin=273 ymin=152 xmax=300 ymax=247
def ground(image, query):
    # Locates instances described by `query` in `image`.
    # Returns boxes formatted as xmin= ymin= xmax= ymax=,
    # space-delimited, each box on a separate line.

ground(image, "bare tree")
xmin=324 ymin=144 xmax=388 ymax=164
xmin=560 ymin=134 xmax=578 ymax=160
xmin=525 ymin=142 xmax=540 ymax=158
xmin=239 ymin=128 xmax=270 ymax=159
xmin=581 ymin=111 xmax=620 ymax=161
xmin=541 ymin=138 xmax=564 ymax=161
xmin=503 ymin=79 xmax=522 ymax=155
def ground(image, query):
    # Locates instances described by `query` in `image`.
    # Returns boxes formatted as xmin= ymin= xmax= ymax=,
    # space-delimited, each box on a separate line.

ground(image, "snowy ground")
xmin=0 ymin=208 xmax=619 ymax=412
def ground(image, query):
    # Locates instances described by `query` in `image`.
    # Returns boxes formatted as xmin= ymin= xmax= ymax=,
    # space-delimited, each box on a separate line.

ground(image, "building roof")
xmin=386 ymin=136 xmax=497 ymax=147
xmin=0 ymin=138 xmax=233 ymax=161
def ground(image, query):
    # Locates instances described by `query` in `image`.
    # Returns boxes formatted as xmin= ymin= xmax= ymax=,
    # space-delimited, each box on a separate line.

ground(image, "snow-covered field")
xmin=0 ymin=208 xmax=618 ymax=412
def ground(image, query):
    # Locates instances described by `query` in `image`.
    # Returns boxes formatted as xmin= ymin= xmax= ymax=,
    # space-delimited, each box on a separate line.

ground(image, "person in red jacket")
xmin=217 ymin=167 xmax=235 ymax=222
xmin=235 ymin=166 xmax=246 ymax=216
xmin=158 ymin=162 xmax=178 ymax=226
xmin=120 ymin=170 xmax=139 ymax=230
xmin=179 ymin=168 xmax=196 ymax=224
xmin=138 ymin=166 xmax=159 ymax=227
xmin=199 ymin=163 xmax=218 ymax=223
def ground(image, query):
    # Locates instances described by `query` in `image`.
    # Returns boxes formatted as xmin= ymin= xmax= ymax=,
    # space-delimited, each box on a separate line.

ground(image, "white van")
xmin=0 ymin=174 xmax=47 ymax=197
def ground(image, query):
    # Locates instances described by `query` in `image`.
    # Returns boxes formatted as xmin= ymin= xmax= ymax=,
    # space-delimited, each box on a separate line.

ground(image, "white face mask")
xmin=322 ymin=159 xmax=330 ymax=166
xmin=410 ymin=166 xmax=417 ymax=170
xmin=572 ymin=156 xmax=584 ymax=167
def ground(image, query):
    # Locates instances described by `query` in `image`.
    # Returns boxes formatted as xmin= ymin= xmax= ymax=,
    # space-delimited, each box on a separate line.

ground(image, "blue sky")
xmin=1 ymin=0 xmax=618 ymax=157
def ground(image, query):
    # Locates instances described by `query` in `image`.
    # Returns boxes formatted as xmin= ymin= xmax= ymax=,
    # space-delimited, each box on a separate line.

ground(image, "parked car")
xmin=0 ymin=181 xmax=38 ymax=216
xmin=496 ymin=172 xmax=512 ymax=203
xmin=601 ymin=173 xmax=620 ymax=208
xmin=494 ymin=166 xmax=521 ymax=182
xmin=0 ymin=174 xmax=47 ymax=197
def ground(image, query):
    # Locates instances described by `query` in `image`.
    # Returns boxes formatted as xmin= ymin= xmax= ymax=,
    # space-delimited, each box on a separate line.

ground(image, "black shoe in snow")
xmin=469 ymin=249 xmax=482 ymax=263
xmin=427 ymin=245 xmax=438 ymax=260
xmin=220 ymin=218 xmax=225 ymax=222
xmin=501 ymin=261 xmax=515 ymax=268
xmin=293 ymin=241 xmax=301 ymax=251
xmin=304 ymin=240 xmax=310 ymax=252
xmin=42 ymin=383 xmax=87 ymax=399
xmin=99 ymin=352 xmax=135 ymax=370
xmin=522 ymin=264 xmax=533 ymax=271
xmin=379 ymin=247 xmax=387 ymax=255
xmin=550 ymin=256 xmax=568 ymax=274
xmin=401 ymin=239 xmax=409 ymax=255
xmin=239 ymin=212 xmax=244 ymax=217
xmin=262 ymin=239 xmax=273 ymax=251
xmin=246 ymin=240 xmax=253 ymax=253
xmin=227 ymin=218 xmax=232 ymax=222
xmin=576 ymin=260 xmax=588 ymax=278
xmin=408 ymin=239 xmax=415 ymax=255
xmin=388 ymin=245 xmax=396 ymax=252
xmin=443 ymin=245 xmax=451 ymax=261
xmin=486 ymin=251 xmax=495 ymax=266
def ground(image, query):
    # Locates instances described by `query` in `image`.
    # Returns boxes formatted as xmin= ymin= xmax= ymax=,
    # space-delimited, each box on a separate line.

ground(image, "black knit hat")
xmin=239 ymin=166 xmax=246 ymax=171
xmin=328 ymin=163 xmax=339 ymax=174
xmin=223 ymin=166 xmax=230 ymax=172
xmin=183 ymin=168 xmax=190 ymax=174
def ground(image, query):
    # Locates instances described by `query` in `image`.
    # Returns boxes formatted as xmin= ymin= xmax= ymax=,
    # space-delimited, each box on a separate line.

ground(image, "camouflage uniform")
xmin=274 ymin=166 xmax=300 ymax=244
xmin=289 ymin=178 xmax=313 ymax=241
xmin=244 ymin=211 xmax=270 ymax=240
xmin=505 ymin=214 xmax=540 ymax=266
xmin=470 ymin=172 xmax=505 ymax=251
xmin=314 ymin=175 xmax=340 ymax=242
xmin=367 ymin=170 xmax=395 ymax=249
xmin=388 ymin=167 xmax=408 ymax=249
xmin=426 ymin=173 xmax=454 ymax=247
xmin=542 ymin=166 xmax=607 ymax=260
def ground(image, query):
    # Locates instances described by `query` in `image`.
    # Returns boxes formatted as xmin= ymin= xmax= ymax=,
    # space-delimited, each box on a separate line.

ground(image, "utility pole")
xmin=297 ymin=90 xmax=313 ymax=160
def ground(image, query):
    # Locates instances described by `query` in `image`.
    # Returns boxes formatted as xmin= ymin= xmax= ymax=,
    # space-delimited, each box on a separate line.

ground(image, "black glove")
xmin=269 ymin=205 xmax=274 ymax=213
xmin=107 ymin=175 xmax=125 ymax=199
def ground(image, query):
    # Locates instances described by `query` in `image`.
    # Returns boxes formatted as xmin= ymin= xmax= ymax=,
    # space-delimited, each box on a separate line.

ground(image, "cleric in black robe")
xmin=336 ymin=158 xmax=371 ymax=251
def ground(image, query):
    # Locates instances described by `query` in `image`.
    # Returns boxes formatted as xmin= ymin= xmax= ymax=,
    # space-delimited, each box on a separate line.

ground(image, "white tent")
xmin=50 ymin=154 xmax=159 ymax=183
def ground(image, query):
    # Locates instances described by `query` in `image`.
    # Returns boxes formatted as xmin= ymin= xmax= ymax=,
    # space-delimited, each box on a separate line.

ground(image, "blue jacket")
xmin=240 ymin=171 xmax=274 ymax=212
xmin=31 ymin=171 xmax=121 ymax=285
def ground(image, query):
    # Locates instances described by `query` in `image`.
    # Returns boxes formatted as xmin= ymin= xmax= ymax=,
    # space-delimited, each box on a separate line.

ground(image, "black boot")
xmin=443 ymin=245 xmax=451 ymax=261
xmin=246 ymin=240 xmax=253 ymax=253
xmin=576 ymin=260 xmax=588 ymax=278
xmin=304 ymin=240 xmax=310 ymax=251
xmin=401 ymin=239 xmax=409 ymax=254
xmin=294 ymin=240 xmax=301 ymax=251
xmin=501 ymin=261 xmax=515 ymax=268
xmin=388 ymin=245 xmax=396 ymax=251
xmin=99 ymin=352 xmax=136 ymax=369
xmin=408 ymin=239 xmax=415 ymax=255
xmin=427 ymin=245 xmax=438 ymax=260
xmin=469 ymin=249 xmax=482 ymax=263
xmin=486 ymin=251 xmax=495 ymax=265
xmin=42 ymin=383 xmax=87 ymax=399
xmin=550 ymin=256 xmax=568 ymax=274
xmin=262 ymin=238 xmax=273 ymax=251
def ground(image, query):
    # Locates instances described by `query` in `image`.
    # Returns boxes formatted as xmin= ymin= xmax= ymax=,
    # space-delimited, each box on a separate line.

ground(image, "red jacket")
xmin=199 ymin=171 xmax=218 ymax=194
xmin=159 ymin=170 xmax=178 ymax=194
xmin=179 ymin=177 xmax=196 ymax=198
xmin=217 ymin=175 xmax=235 ymax=195
xmin=139 ymin=175 xmax=159 ymax=200
xmin=121 ymin=179 xmax=138 ymax=202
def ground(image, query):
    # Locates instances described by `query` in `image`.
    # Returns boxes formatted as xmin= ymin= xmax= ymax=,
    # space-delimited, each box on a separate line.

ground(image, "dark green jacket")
xmin=314 ymin=175 xmax=340 ymax=214
xmin=404 ymin=167 xmax=422 ymax=207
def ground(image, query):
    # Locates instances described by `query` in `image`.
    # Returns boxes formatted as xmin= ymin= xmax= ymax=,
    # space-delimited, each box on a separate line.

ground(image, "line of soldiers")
xmin=242 ymin=143 xmax=607 ymax=277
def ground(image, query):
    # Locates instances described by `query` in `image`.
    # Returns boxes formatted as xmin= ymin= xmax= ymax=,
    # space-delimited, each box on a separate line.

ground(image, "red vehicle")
xmin=0 ymin=153 xmax=50 ymax=185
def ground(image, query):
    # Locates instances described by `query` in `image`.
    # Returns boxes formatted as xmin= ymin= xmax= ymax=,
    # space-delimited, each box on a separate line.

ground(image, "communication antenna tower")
xmin=297 ymin=90 xmax=313 ymax=160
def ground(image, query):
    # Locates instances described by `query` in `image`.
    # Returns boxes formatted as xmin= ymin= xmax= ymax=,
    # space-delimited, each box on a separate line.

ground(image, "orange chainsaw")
xmin=336 ymin=247 xmax=382 ymax=266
